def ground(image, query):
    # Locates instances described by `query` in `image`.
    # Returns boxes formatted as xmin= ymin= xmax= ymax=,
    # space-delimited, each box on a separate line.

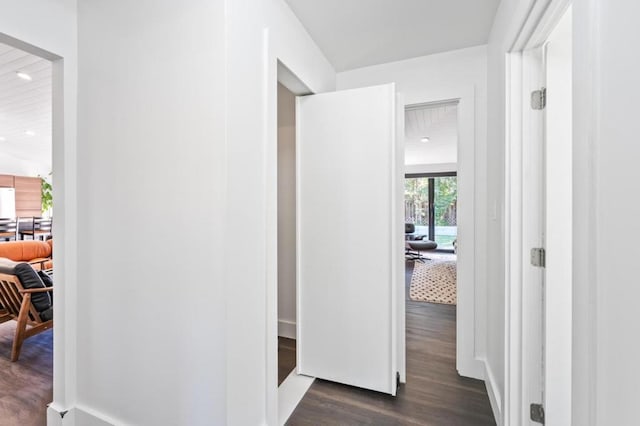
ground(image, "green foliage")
xmin=404 ymin=178 xmax=429 ymax=225
xmin=404 ymin=176 xmax=457 ymax=226
xmin=40 ymin=174 xmax=53 ymax=217
xmin=433 ymin=177 xmax=457 ymax=226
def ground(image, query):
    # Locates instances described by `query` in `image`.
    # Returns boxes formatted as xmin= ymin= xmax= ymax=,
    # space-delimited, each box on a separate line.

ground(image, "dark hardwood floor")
xmin=279 ymin=337 xmax=297 ymax=385
xmin=0 ymin=320 xmax=51 ymax=426
xmin=286 ymin=261 xmax=495 ymax=425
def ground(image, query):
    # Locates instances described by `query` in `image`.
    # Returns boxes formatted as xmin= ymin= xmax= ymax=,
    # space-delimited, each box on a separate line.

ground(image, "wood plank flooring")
xmin=0 ymin=321 xmax=51 ymax=426
xmin=286 ymin=261 xmax=495 ymax=425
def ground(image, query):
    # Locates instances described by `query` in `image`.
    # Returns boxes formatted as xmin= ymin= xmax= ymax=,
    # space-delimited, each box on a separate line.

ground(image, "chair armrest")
xmin=19 ymin=287 xmax=53 ymax=294
xmin=28 ymin=258 xmax=52 ymax=269
xmin=414 ymin=235 xmax=426 ymax=240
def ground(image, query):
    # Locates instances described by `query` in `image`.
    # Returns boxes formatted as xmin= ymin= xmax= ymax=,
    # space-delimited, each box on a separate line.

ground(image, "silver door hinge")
xmin=530 ymin=403 xmax=545 ymax=424
xmin=531 ymin=88 xmax=547 ymax=110
xmin=531 ymin=248 xmax=546 ymax=268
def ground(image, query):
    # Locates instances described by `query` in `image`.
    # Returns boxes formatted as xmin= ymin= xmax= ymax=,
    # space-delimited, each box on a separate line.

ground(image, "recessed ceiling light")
xmin=24 ymin=130 xmax=35 ymax=137
xmin=16 ymin=71 xmax=32 ymax=81
xmin=420 ymin=136 xmax=430 ymax=143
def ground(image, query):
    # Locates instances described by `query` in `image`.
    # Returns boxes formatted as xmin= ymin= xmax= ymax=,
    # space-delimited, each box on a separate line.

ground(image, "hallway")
xmin=286 ymin=262 xmax=494 ymax=425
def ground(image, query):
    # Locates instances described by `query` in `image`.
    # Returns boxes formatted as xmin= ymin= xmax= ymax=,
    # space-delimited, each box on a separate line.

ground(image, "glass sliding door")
xmin=404 ymin=173 xmax=457 ymax=251
xmin=404 ymin=177 xmax=430 ymax=239
xmin=433 ymin=176 xmax=457 ymax=250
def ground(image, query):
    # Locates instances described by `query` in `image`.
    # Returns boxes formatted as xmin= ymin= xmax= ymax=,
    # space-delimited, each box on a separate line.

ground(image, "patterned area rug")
xmin=410 ymin=259 xmax=457 ymax=305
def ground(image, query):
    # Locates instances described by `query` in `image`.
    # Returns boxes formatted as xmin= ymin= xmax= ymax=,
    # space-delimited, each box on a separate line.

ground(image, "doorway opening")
xmin=274 ymin=60 xmax=315 ymax=424
xmin=402 ymin=99 xmax=493 ymax=420
xmin=0 ymin=38 xmax=56 ymax=424
xmin=276 ymin=81 xmax=297 ymax=385
xmin=404 ymin=101 xmax=458 ymax=301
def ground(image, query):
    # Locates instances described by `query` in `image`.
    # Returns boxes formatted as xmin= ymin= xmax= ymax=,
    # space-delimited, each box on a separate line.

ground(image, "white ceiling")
xmin=405 ymin=103 xmax=457 ymax=166
xmin=284 ymin=0 xmax=500 ymax=71
xmin=0 ymin=42 xmax=52 ymax=175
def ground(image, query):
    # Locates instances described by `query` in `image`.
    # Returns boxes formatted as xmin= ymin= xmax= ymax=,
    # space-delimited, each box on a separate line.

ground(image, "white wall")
xmin=572 ymin=1 xmax=640 ymax=425
xmin=0 ymin=1 xmax=78 ymax=423
xmin=76 ymin=1 xmax=227 ymax=425
xmin=337 ymin=45 xmax=488 ymax=380
xmin=277 ymin=83 xmax=296 ymax=339
xmin=225 ymin=1 xmax=335 ymax=424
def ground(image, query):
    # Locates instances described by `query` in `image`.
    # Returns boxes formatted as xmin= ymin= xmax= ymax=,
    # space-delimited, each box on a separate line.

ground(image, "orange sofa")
xmin=0 ymin=240 xmax=53 ymax=270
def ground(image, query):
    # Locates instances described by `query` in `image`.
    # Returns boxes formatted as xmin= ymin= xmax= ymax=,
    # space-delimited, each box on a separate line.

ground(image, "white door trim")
xmin=0 ymin=31 xmax=79 ymax=423
xmin=265 ymin=28 xmax=318 ymax=426
xmin=503 ymin=0 xmax=573 ymax=425
xmin=404 ymin=85 xmax=482 ymax=380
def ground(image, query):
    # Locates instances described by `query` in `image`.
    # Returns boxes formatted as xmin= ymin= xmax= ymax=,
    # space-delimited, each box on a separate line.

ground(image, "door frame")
xmin=0 ymin=30 xmax=77 ymax=423
xmin=404 ymin=85 xmax=481 ymax=380
xmin=504 ymin=0 xmax=572 ymax=424
xmin=265 ymin=29 xmax=318 ymax=426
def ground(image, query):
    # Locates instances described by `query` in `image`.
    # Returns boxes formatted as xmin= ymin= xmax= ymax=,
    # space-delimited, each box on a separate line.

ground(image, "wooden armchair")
xmin=0 ymin=262 xmax=53 ymax=361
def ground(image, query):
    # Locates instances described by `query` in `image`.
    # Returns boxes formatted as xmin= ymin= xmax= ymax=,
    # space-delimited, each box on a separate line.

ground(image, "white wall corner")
xmin=484 ymin=361 xmax=503 ymax=426
xmin=278 ymin=319 xmax=296 ymax=340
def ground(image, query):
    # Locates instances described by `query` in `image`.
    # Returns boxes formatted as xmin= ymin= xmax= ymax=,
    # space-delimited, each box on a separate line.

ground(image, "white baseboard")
xmin=484 ymin=361 xmax=503 ymax=426
xmin=47 ymin=404 xmax=122 ymax=426
xmin=46 ymin=403 xmax=67 ymax=426
xmin=278 ymin=319 xmax=296 ymax=339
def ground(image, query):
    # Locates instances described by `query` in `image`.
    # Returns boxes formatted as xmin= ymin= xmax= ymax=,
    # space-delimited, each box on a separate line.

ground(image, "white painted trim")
xmin=504 ymin=51 xmax=524 ymax=426
xmin=46 ymin=403 xmax=66 ymax=426
xmin=389 ymin=86 xmax=402 ymax=391
xmin=48 ymin=404 xmax=125 ymax=426
xmin=278 ymin=373 xmax=315 ymax=425
xmin=395 ymin=93 xmax=406 ymax=383
xmin=278 ymin=319 xmax=296 ymax=339
xmin=484 ymin=361 xmax=503 ymax=426
xmin=265 ymin=29 xmax=279 ymax=426
xmin=74 ymin=406 xmax=121 ymax=426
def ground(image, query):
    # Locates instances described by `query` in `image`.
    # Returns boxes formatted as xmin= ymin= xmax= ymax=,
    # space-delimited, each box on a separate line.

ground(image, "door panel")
xmin=296 ymin=84 xmax=400 ymax=395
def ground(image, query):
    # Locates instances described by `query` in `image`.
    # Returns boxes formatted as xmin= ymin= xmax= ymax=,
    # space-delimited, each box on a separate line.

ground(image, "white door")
xmin=296 ymin=83 xmax=403 ymax=395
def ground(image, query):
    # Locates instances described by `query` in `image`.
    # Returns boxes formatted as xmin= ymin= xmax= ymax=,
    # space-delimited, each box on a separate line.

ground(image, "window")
xmin=404 ymin=173 xmax=457 ymax=250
